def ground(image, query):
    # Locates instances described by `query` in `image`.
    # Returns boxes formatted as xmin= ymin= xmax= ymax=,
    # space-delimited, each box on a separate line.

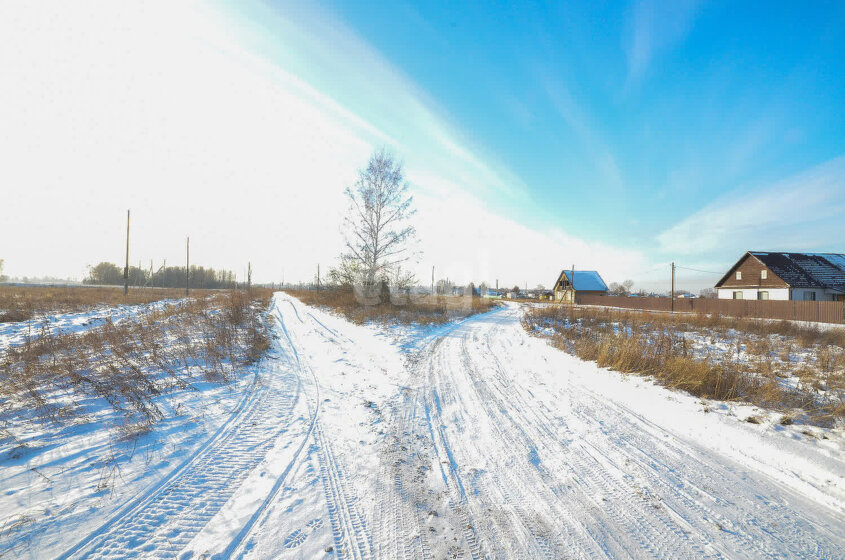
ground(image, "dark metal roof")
xmin=559 ymin=270 xmax=608 ymax=292
xmin=749 ymin=252 xmax=845 ymax=291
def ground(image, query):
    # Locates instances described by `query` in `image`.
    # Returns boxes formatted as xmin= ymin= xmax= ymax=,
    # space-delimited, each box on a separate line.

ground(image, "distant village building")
xmin=715 ymin=251 xmax=845 ymax=302
xmin=553 ymin=270 xmax=608 ymax=303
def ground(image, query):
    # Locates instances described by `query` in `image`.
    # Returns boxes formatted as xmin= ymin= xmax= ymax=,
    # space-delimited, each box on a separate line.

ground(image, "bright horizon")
xmin=2 ymin=1 xmax=845 ymax=293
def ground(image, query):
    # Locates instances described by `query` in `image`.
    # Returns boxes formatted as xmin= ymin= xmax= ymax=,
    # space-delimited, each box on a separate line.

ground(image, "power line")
xmin=675 ymin=265 xmax=724 ymax=275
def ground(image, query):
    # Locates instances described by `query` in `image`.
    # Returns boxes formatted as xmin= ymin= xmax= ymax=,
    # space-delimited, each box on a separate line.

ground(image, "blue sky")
xmin=2 ymin=1 xmax=844 ymax=291
xmin=311 ymin=0 xmax=845 ymax=245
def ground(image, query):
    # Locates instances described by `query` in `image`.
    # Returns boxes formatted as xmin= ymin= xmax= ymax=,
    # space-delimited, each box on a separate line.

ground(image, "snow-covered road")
xmin=50 ymin=293 xmax=845 ymax=559
xmin=378 ymin=305 xmax=845 ymax=559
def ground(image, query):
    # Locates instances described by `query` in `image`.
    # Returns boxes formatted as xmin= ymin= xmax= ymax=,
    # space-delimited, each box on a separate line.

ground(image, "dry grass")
xmin=286 ymin=288 xmax=498 ymax=325
xmin=0 ymin=285 xmax=219 ymax=323
xmin=523 ymin=305 xmax=845 ymax=427
xmin=0 ymin=289 xmax=273 ymax=443
xmin=575 ymin=304 xmax=845 ymax=347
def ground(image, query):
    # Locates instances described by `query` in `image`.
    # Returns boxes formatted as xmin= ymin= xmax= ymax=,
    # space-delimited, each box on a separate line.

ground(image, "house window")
xmin=758 ymin=291 xmax=769 ymax=300
xmin=733 ymin=291 xmax=743 ymax=300
xmin=803 ymin=291 xmax=816 ymax=301
xmin=761 ymin=270 xmax=767 ymax=280
xmin=736 ymin=271 xmax=742 ymax=280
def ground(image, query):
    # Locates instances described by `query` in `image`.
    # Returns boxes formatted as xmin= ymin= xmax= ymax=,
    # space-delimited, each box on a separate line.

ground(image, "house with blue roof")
xmin=715 ymin=251 xmax=845 ymax=302
xmin=553 ymin=269 xmax=608 ymax=303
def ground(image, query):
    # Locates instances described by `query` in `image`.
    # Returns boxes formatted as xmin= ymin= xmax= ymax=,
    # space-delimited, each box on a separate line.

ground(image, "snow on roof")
xmin=749 ymin=252 xmax=845 ymax=290
xmin=561 ymin=270 xmax=608 ymax=292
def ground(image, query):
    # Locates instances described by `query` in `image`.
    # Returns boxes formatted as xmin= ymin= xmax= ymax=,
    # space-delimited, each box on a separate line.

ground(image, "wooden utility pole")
xmin=316 ymin=264 xmax=320 ymax=289
xmin=124 ymin=210 xmax=130 ymax=295
xmin=431 ymin=266 xmax=435 ymax=295
xmin=186 ymin=237 xmax=190 ymax=296
xmin=671 ymin=261 xmax=676 ymax=313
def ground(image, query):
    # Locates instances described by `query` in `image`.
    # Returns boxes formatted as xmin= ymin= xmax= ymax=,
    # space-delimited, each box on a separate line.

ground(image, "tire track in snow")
xmin=483 ymin=313 xmax=841 ymax=559
xmin=374 ymin=391 xmax=434 ymax=560
xmin=377 ymin=327 xmax=491 ymax=559
xmin=223 ymin=297 xmax=323 ymax=558
xmin=57 ymin=295 xmax=313 ymax=560
xmin=472 ymin=325 xmax=706 ymax=559
xmin=569 ymin=387 xmax=843 ymax=559
xmin=233 ymin=294 xmax=380 ymax=560
xmin=475 ymin=312 xmax=759 ymax=558
xmin=314 ymin=422 xmax=374 ymax=560
xmin=54 ymin=370 xmax=267 ymax=560
xmin=394 ymin=304 xmax=845 ymax=559
xmin=274 ymin=298 xmax=376 ymax=560
xmin=58 ymin=376 xmax=300 ymax=559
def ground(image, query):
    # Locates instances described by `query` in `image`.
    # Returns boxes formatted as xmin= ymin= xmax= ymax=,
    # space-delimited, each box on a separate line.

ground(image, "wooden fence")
xmin=574 ymin=295 xmax=845 ymax=325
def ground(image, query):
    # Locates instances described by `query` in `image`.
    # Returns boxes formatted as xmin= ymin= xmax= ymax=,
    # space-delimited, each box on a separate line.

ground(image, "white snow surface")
xmin=1 ymin=293 xmax=844 ymax=559
xmin=0 ymin=299 xmax=180 ymax=352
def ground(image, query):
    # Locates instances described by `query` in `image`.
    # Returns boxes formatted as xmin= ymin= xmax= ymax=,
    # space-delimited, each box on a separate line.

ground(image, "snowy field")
xmin=523 ymin=304 xmax=845 ymax=427
xmin=2 ymin=293 xmax=844 ymax=559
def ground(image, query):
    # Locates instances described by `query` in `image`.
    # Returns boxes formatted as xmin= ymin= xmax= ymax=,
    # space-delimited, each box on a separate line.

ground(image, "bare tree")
xmin=390 ymin=265 xmax=416 ymax=292
xmin=609 ymin=279 xmax=635 ymax=296
xmin=436 ymin=278 xmax=454 ymax=295
xmin=339 ymin=149 xmax=417 ymax=289
xmin=327 ymin=255 xmax=362 ymax=288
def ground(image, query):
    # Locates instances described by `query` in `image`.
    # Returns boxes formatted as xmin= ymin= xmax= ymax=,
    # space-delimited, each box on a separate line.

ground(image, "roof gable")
xmin=557 ymin=270 xmax=608 ymax=292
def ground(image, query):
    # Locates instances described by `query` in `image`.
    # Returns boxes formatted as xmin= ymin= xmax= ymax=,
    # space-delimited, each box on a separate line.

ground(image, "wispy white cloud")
xmin=0 ymin=0 xmax=648 ymax=286
xmin=657 ymin=155 xmax=845 ymax=257
xmin=625 ymin=0 xmax=701 ymax=86
xmin=543 ymin=75 xmax=624 ymax=190
xmin=225 ymin=1 xmax=527 ymax=200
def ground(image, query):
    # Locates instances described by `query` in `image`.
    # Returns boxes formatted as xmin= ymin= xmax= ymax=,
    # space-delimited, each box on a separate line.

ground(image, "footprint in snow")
xmin=283 ymin=518 xmax=324 ymax=548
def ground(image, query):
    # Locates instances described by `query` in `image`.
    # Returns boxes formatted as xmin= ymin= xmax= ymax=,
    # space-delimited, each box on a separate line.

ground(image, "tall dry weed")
xmin=0 ymin=289 xmax=273 ymax=448
xmin=523 ymin=304 xmax=845 ymax=426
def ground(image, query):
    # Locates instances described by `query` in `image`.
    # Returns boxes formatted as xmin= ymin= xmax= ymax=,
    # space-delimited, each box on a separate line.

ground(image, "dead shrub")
xmin=0 ymin=289 xmax=273 ymax=448
xmin=523 ymin=304 xmax=845 ymax=427
xmin=286 ymin=288 xmax=497 ymax=325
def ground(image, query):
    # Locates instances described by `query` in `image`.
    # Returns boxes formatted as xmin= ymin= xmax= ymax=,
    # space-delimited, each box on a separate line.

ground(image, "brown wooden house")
xmin=553 ymin=270 xmax=608 ymax=303
xmin=715 ymin=251 xmax=845 ymax=302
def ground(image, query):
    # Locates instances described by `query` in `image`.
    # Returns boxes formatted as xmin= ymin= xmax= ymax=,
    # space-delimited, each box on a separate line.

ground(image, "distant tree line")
xmin=84 ymin=262 xmax=237 ymax=289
